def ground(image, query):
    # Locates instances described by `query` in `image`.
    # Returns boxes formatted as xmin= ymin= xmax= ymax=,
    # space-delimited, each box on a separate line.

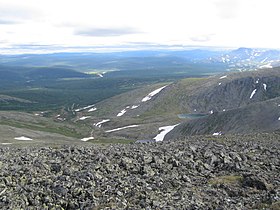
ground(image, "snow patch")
xmin=222 ymin=109 xmax=226 ymax=112
xmin=250 ymin=89 xmax=257 ymax=99
xmin=259 ymin=63 xmax=272 ymax=69
xmin=213 ymin=132 xmax=222 ymax=136
xmin=1 ymin=143 xmax=12 ymax=145
xmin=95 ymin=119 xmax=110 ymax=128
xmin=256 ymin=79 xmax=259 ymax=84
xmin=278 ymin=117 xmax=280 ymax=121
xmin=117 ymin=109 xmax=127 ymax=117
xmin=218 ymin=83 xmax=222 ymax=86
xmin=261 ymin=57 xmax=268 ymax=63
xmin=97 ymin=73 xmax=103 ymax=78
xmin=263 ymin=84 xmax=267 ymax=91
xmin=219 ymin=75 xmax=227 ymax=79
xmin=14 ymin=136 xmax=33 ymax=141
xmin=81 ymin=137 xmax=94 ymax=142
xmin=142 ymin=85 xmax=168 ymax=102
xmin=79 ymin=116 xmax=91 ymax=120
xmin=153 ymin=124 xmax=179 ymax=142
xmin=209 ymin=110 xmax=214 ymax=114
xmin=75 ymin=104 xmax=95 ymax=112
xmin=88 ymin=107 xmax=97 ymax=112
xmin=106 ymin=125 xmax=139 ymax=133
xmin=131 ymin=105 xmax=139 ymax=109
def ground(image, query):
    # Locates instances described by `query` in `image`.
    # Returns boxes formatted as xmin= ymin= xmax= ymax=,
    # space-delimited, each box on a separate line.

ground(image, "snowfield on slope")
xmin=81 ymin=137 xmax=94 ymax=142
xmin=142 ymin=85 xmax=168 ymax=102
xmin=14 ymin=136 xmax=33 ymax=141
xmin=88 ymin=107 xmax=97 ymax=112
xmin=95 ymin=119 xmax=110 ymax=128
xmin=250 ymin=89 xmax=257 ymax=99
xmin=75 ymin=104 xmax=95 ymax=112
xmin=105 ymin=125 xmax=139 ymax=133
xmin=117 ymin=109 xmax=127 ymax=117
xmin=78 ymin=116 xmax=91 ymax=120
xmin=219 ymin=75 xmax=227 ymax=79
xmin=153 ymin=124 xmax=179 ymax=142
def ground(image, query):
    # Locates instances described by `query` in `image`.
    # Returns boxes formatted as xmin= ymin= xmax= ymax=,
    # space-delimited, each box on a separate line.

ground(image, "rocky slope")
xmin=166 ymin=68 xmax=280 ymax=138
xmin=0 ymin=133 xmax=279 ymax=209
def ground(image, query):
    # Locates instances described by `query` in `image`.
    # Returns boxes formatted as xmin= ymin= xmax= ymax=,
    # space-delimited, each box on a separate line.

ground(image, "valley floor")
xmin=0 ymin=133 xmax=279 ymax=209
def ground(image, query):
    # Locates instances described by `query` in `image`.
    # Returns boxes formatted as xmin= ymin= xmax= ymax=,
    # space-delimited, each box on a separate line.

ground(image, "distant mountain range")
xmin=1 ymin=47 xmax=280 ymax=73
xmin=208 ymin=47 xmax=280 ymax=71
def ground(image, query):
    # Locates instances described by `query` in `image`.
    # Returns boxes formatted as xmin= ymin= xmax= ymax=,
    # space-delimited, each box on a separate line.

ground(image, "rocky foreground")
xmin=0 ymin=134 xmax=279 ymax=209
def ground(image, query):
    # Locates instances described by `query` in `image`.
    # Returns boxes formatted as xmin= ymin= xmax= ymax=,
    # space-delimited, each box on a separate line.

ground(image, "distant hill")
xmin=24 ymin=67 xmax=91 ymax=80
xmin=0 ymin=65 xmax=93 ymax=81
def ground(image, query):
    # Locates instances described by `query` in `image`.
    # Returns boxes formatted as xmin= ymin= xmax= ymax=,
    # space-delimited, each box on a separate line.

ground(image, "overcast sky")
xmin=0 ymin=0 xmax=279 ymax=53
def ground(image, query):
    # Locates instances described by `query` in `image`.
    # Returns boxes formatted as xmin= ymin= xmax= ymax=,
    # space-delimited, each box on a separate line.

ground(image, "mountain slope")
xmin=80 ymin=67 xmax=280 ymax=140
xmin=166 ymin=68 xmax=280 ymax=139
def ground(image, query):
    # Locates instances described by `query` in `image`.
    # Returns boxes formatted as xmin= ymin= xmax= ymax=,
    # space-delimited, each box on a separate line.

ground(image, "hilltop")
xmin=0 ymin=133 xmax=279 ymax=209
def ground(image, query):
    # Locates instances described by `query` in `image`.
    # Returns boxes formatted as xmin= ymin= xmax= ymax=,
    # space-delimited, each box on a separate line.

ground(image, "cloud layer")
xmin=0 ymin=4 xmax=41 ymax=24
xmin=0 ymin=0 xmax=280 ymax=53
xmin=74 ymin=27 xmax=141 ymax=37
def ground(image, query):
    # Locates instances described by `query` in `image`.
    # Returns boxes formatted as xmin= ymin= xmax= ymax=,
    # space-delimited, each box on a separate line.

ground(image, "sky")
xmin=0 ymin=0 xmax=280 ymax=54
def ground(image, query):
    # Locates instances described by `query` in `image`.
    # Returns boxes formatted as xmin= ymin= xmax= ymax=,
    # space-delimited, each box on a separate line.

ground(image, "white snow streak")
xmin=88 ymin=107 xmax=97 ymax=112
xmin=75 ymin=104 xmax=95 ymax=112
xmin=14 ymin=136 xmax=33 ymax=141
xmin=106 ymin=125 xmax=139 ymax=133
xmin=218 ymin=83 xmax=222 ymax=86
xmin=261 ymin=57 xmax=268 ymax=63
xmin=153 ymin=124 xmax=179 ymax=142
xmin=131 ymin=105 xmax=139 ymax=109
xmin=213 ymin=132 xmax=222 ymax=136
xmin=81 ymin=137 xmax=94 ymax=141
xmin=1 ymin=143 xmax=12 ymax=145
xmin=256 ymin=79 xmax=259 ymax=84
xmin=219 ymin=75 xmax=227 ymax=79
xmin=259 ymin=63 xmax=272 ymax=69
xmin=95 ymin=119 xmax=110 ymax=128
xmin=79 ymin=116 xmax=91 ymax=120
xmin=117 ymin=109 xmax=127 ymax=117
xmin=142 ymin=85 xmax=167 ymax=102
xmin=250 ymin=89 xmax=257 ymax=99
xmin=263 ymin=84 xmax=267 ymax=91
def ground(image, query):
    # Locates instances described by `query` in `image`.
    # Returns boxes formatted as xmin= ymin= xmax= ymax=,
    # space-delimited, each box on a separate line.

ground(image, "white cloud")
xmin=74 ymin=27 xmax=141 ymax=37
xmin=214 ymin=0 xmax=240 ymax=19
xmin=0 ymin=0 xmax=280 ymax=53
